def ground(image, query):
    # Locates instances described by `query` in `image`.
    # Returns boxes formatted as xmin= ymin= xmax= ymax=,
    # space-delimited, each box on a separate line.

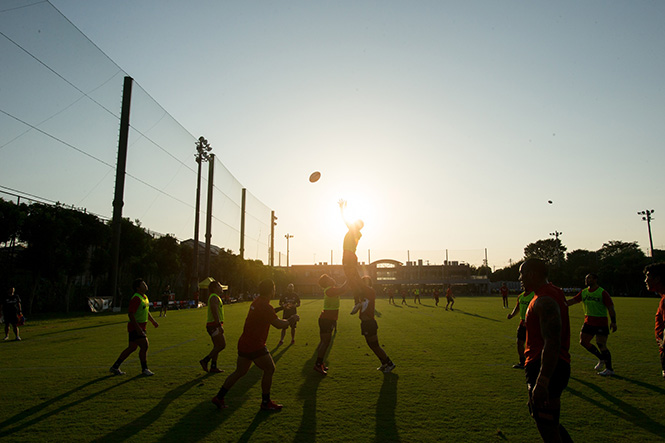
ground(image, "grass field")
xmin=1 ymin=295 xmax=664 ymax=442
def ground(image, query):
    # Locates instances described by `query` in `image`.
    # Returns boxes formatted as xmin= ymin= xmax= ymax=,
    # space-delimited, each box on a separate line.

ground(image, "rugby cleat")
xmin=377 ymin=362 xmax=388 ymax=371
xmin=381 ymin=362 xmax=396 ymax=373
xmin=109 ymin=367 xmax=125 ymax=376
xmin=260 ymin=400 xmax=283 ymax=411
xmin=594 ymin=360 xmax=605 ymax=371
xmin=142 ymin=368 xmax=155 ymax=376
xmin=208 ymin=367 xmax=224 ymax=374
xmin=211 ymin=396 xmax=228 ymax=409
xmin=598 ymin=369 xmax=614 ymax=377
xmin=512 ymin=363 xmax=525 ymax=369
xmin=313 ymin=364 xmax=328 ymax=375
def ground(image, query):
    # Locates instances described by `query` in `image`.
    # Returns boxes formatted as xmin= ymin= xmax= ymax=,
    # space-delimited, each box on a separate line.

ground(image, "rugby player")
xmin=109 ymin=278 xmax=159 ymax=376
xmin=520 ymin=259 xmax=572 ymax=443
xmin=314 ymin=274 xmax=346 ymax=375
xmin=643 ymin=262 xmax=665 ymax=380
xmin=567 ymin=274 xmax=617 ymax=376
xmin=357 ymin=276 xmax=395 ymax=373
xmin=212 ymin=279 xmax=299 ymax=411
xmin=199 ymin=280 xmax=226 ymax=373
xmin=507 ymin=290 xmax=535 ymax=369
xmin=278 ymin=283 xmax=301 ymax=345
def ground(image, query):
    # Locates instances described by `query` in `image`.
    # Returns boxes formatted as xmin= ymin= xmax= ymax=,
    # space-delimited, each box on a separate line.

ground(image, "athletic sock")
xmin=602 ymin=350 xmax=613 ymax=370
xmin=315 ymin=357 xmax=323 ymax=365
xmin=210 ymin=361 xmax=217 ymax=369
xmin=202 ymin=356 xmax=211 ymax=364
xmin=217 ymin=386 xmax=229 ymax=399
xmin=112 ymin=359 xmax=123 ymax=369
xmin=584 ymin=344 xmax=603 ymax=360
xmin=141 ymin=360 xmax=148 ymax=371
xmin=261 ymin=393 xmax=270 ymax=404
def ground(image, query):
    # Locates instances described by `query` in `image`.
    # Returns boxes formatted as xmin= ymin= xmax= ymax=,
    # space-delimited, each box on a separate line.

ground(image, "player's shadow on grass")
xmin=611 ymin=373 xmax=665 ymax=395
xmin=567 ymin=376 xmax=665 ymax=438
xmin=454 ymin=309 xmax=501 ymax=322
xmin=92 ymin=373 xmax=211 ymax=443
xmin=292 ymin=335 xmax=336 ymax=443
xmin=0 ymin=374 xmax=140 ymax=439
xmin=31 ymin=321 xmax=127 ymax=339
xmin=154 ymin=345 xmax=290 ymax=442
xmin=375 ymin=372 xmax=399 ymax=443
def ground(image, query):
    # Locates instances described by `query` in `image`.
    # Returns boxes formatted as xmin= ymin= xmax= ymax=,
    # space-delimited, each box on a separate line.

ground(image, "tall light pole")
xmin=549 ymin=230 xmax=563 ymax=240
xmin=285 ymin=234 xmax=293 ymax=267
xmin=638 ymin=209 xmax=655 ymax=258
xmin=193 ymin=136 xmax=212 ymax=290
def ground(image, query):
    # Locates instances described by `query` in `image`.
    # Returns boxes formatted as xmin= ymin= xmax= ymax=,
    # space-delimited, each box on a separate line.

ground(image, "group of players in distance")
xmin=108 ymin=199 xmax=395 ymax=411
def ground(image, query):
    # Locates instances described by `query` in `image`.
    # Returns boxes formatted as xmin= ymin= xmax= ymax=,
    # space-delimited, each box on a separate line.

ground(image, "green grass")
xmin=1 ymin=296 xmax=664 ymax=442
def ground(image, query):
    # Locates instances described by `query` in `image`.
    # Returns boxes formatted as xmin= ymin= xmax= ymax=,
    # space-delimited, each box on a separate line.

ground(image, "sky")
xmin=1 ymin=1 xmax=664 ymax=270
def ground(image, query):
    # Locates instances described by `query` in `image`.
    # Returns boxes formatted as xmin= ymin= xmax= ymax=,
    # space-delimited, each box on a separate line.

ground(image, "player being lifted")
xmin=339 ymin=199 xmax=367 ymax=313
xmin=567 ymin=273 xmax=617 ymax=376
xmin=313 ymin=274 xmax=346 ymax=375
xmin=507 ymin=290 xmax=535 ymax=369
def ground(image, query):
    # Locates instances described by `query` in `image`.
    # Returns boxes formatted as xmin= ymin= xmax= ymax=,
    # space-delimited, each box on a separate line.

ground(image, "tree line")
xmin=490 ymin=238 xmax=663 ymax=297
xmin=0 ymin=198 xmax=287 ymax=314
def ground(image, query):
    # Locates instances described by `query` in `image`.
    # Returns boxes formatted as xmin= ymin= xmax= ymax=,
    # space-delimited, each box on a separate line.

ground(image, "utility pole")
xmin=240 ymin=188 xmax=246 ymax=260
xmin=110 ymin=76 xmax=133 ymax=308
xmin=285 ymin=234 xmax=293 ymax=267
xmin=270 ymin=211 xmax=277 ymax=267
xmin=204 ymin=154 xmax=215 ymax=277
xmin=193 ymin=136 xmax=212 ymax=291
xmin=638 ymin=209 xmax=655 ymax=258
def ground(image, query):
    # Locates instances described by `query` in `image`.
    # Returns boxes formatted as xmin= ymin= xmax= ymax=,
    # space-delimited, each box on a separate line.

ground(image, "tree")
xmin=597 ymin=241 xmax=647 ymax=296
xmin=524 ymin=239 xmax=567 ymax=267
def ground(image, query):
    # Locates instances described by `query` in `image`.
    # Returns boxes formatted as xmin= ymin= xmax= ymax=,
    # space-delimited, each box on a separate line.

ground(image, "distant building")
xmin=281 ymin=259 xmax=490 ymax=297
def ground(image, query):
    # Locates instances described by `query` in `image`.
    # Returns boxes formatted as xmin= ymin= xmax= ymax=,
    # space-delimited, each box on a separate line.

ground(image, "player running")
xmin=567 ymin=273 xmax=617 ymax=376
xmin=313 ymin=274 xmax=346 ymax=375
xmin=445 ymin=286 xmax=455 ymax=311
xmin=643 ymin=262 xmax=665 ymax=380
xmin=2 ymin=287 xmax=22 ymax=341
xmin=507 ymin=290 xmax=535 ymax=369
xmin=520 ymin=258 xmax=573 ymax=443
xmin=356 ymin=276 xmax=395 ymax=373
xmin=109 ymin=278 xmax=159 ymax=376
xmin=199 ymin=280 xmax=226 ymax=374
xmin=278 ymin=283 xmax=301 ymax=345
xmin=212 ymin=279 xmax=299 ymax=411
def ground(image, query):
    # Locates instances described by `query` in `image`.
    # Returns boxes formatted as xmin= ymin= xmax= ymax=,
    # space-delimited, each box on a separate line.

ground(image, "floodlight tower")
xmin=285 ymin=234 xmax=294 ymax=267
xmin=549 ymin=231 xmax=563 ymax=240
xmin=193 ymin=136 xmax=212 ymax=287
xmin=638 ymin=209 xmax=655 ymax=258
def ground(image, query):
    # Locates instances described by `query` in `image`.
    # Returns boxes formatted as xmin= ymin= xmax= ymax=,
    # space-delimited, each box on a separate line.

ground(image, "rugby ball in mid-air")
xmin=309 ymin=171 xmax=321 ymax=183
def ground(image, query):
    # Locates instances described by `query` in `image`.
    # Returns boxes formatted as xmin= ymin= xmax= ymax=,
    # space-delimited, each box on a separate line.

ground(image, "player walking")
xmin=109 ymin=278 xmax=159 ymax=376
xmin=643 ymin=262 xmax=665 ymax=380
xmin=2 ymin=287 xmax=22 ymax=341
xmin=445 ymin=286 xmax=455 ymax=311
xmin=212 ymin=279 xmax=299 ymax=411
xmin=567 ymin=273 xmax=617 ymax=376
xmin=313 ymin=274 xmax=346 ymax=375
xmin=199 ymin=281 xmax=226 ymax=373
xmin=507 ymin=290 xmax=535 ymax=369
xmin=520 ymin=259 xmax=573 ymax=443
xmin=278 ymin=283 xmax=301 ymax=345
xmin=356 ymin=276 xmax=395 ymax=372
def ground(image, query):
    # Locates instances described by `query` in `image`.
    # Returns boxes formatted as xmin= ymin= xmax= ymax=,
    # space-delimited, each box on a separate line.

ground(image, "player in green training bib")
xmin=507 ymin=290 xmax=535 ymax=369
xmin=199 ymin=281 xmax=227 ymax=373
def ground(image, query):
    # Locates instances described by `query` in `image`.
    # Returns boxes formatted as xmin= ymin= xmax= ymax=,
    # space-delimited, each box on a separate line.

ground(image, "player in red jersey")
xmin=212 ymin=279 xmax=299 ymax=411
xmin=500 ymin=283 xmax=509 ymax=308
xmin=357 ymin=276 xmax=395 ymax=372
xmin=644 ymin=262 xmax=665 ymax=380
xmin=445 ymin=286 xmax=455 ymax=311
xmin=520 ymin=259 xmax=572 ymax=443
xmin=567 ymin=274 xmax=617 ymax=376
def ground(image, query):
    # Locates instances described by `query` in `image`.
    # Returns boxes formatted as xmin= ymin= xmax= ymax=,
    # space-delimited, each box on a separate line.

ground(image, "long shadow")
xmin=0 ymin=374 xmax=140 ymax=438
xmin=237 ymin=410 xmax=273 ymax=443
xmin=292 ymin=335 xmax=335 ymax=442
xmin=92 ymin=373 xmax=211 ymax=442
xmin=567 ymin=376 xmax=665 ymax=438
xmin=31 ymin=321 xmax=127 ymax=338
xmin=154 ymin=345 xmax=291 ymax=443
xmin=611 ymin=374 xmax=665 ymax=395
xmin=375 ymin=373 xmax=399 ymax=443
xmin=453 ymin=309 xmax=501 ymax=322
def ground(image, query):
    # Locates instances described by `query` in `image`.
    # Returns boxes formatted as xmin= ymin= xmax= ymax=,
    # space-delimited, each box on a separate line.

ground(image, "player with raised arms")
xmin=507 ymin=290 xmax=535 ymax=369
xmin=199 ymin=280 xmax=226 ymax=373
xmin=212 ymin=279 xmax=299 ymax=411
xmin=338 ymin=199 xmax=366 ymax=313
xmin=313 ymin=274 xmax=347 ymax=375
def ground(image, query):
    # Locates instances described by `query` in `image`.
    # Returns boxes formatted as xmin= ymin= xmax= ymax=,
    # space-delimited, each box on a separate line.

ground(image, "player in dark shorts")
xmin=567 ymin=273 xmax=617 ymax=376
xmin=314 ymin=274 xmax=346 ymax=375
xmin=200 ymin=281 xmax=226 ymax=373
xmin=339 ymin=199 xmax=364 ymax=305
xmin=433 ymin=288 xmax=440 ymax=306
xmin=401 ymin=289 xmax=407 ymax=305
xmin=278 ymin=283 xmax=301 ymax=345
xmin=160 ymin=285 xmax=172 ymax=317
xmin=644 ymin=262 xmax=665 ymax=380
xmin=445 ymin=286 xmax=455 ymax=311
xmin=109 ymin=278 xmax=159 ymax=376
xmin=388 ymin=288 xmax=396 ymax=305
xmin=507 ymin=290 xmax=535 ymax=369
xmin=212 ymin=279 xmax=299 ymax=411
xmin=500 ymin=283 xmax=509 ymax=308
xmin=356 ymin=276 xmax=395 ymax=372
xmin=520 ymin=259 xmax=572 ymax=443
xmin=2 ymin=287 xmax=22 ymax=341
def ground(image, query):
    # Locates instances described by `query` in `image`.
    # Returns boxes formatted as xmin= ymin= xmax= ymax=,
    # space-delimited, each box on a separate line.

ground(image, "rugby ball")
xmin=309 ymin=171 xmax=321 ymax=183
